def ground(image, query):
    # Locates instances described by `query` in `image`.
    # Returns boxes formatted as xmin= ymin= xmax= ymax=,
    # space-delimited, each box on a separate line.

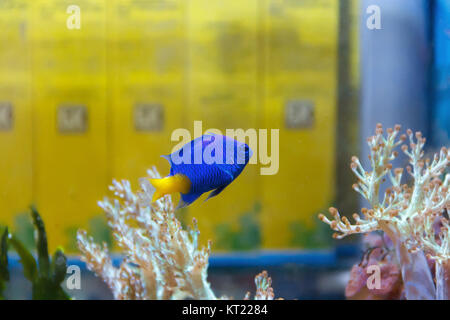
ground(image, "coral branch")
xmin=77 ymin=230 xmax=146 ymax=300
xmin=244 ymin=271 xmax=278 ymax=300
xmin=319 ymin=208 xmax=379 ymax=239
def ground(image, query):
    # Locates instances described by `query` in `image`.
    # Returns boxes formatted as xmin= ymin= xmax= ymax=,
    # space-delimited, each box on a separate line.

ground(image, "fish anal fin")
xmin=176 ymin=199 xmax=189 ymax=210
xmin=177 ymin=191 xmax=203 ymax=209
xmin=205 ymin=185 xmax=228 ymax=202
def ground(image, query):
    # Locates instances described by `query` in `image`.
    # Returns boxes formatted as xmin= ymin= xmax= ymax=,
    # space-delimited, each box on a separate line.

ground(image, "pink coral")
xmin=346 ymin=245 xmax=403 ymax=300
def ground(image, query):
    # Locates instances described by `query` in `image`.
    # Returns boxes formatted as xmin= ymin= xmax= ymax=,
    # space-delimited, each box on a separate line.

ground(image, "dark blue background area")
xmin=5 ymin=246 xmax=361 ymax=300
xmin=431 ymin=0 xmax=450 ymax=147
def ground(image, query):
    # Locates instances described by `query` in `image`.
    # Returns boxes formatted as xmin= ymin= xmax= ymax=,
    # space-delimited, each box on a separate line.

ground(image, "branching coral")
xmin=77 ymin=232 xmax=146 ymax=300
xmin=244 ymin=271 xmax=277 ymax=300
xmin=319 ymin=124 xmax=449 ymax=300
xmin=77 ymin=167 xmax=215 ymax=300
xmin=78 ymin=168 xmax=277 ymax=300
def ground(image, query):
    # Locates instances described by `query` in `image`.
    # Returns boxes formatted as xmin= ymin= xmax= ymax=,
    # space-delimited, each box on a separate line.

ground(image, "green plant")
xmin=0 ymin=227 xmax=9 ymax=299
xmin=215 ymin=202 xmax=262 ymax=251
xmin=66 ymin=215 xmax=112 ymax=252
xmin=0 ymin=207 xmax=70 ymax=300
xmin=13 ymin=213 xmax=36 ymax=250
xmin=290 ymin=218 xmax=334 ymax=248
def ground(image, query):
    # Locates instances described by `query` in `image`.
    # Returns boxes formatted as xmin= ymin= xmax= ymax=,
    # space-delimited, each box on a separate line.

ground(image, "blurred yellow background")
xmin=0 ymin=0 xmax=358 ymax=252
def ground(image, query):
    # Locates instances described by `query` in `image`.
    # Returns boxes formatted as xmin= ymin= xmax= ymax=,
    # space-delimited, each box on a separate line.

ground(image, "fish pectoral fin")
xmin=205 ymin=185 xmax=228 ymax=202
xmin=216 ymin=165 xmax=234 ymax=182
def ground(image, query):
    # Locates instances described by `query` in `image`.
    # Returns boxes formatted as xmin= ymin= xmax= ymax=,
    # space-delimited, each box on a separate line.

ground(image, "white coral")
xmin=77 ymin=167 xmax=216 ymax=300
xmin=319 ymin=124 xmax=449 ymax=300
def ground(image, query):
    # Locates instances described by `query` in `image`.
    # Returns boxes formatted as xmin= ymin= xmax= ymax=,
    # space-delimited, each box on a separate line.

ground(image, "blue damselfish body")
xmin=146 ymin=133 xmax=253 ymax=208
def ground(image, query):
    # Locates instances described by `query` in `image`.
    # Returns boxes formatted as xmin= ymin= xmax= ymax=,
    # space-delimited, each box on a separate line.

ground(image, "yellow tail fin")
xmin=148 ymin=174 xmax=191 ymax=202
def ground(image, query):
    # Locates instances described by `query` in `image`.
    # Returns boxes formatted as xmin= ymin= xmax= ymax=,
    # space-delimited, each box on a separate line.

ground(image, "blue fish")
xmin=145 ymin=133 xmax=252 ymax=208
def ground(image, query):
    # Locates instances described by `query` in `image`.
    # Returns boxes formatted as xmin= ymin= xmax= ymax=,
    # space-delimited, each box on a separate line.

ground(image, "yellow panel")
xmin=261 ymin=0 xmax=338 ymax=248
xmin=109 ymin=0 xmax=187 ymax=187
xmin=0 ymin=0 xmax=32 ymax=226
xmin=350 ymin=0 xmax=360 ymax=88
xmin=2 ymin=0 xmax=340 ymax=251
xmin=185 ymin=0 xmax=261 ymax=249
xmin=31 ymin=0 xmax=108 ymax=251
